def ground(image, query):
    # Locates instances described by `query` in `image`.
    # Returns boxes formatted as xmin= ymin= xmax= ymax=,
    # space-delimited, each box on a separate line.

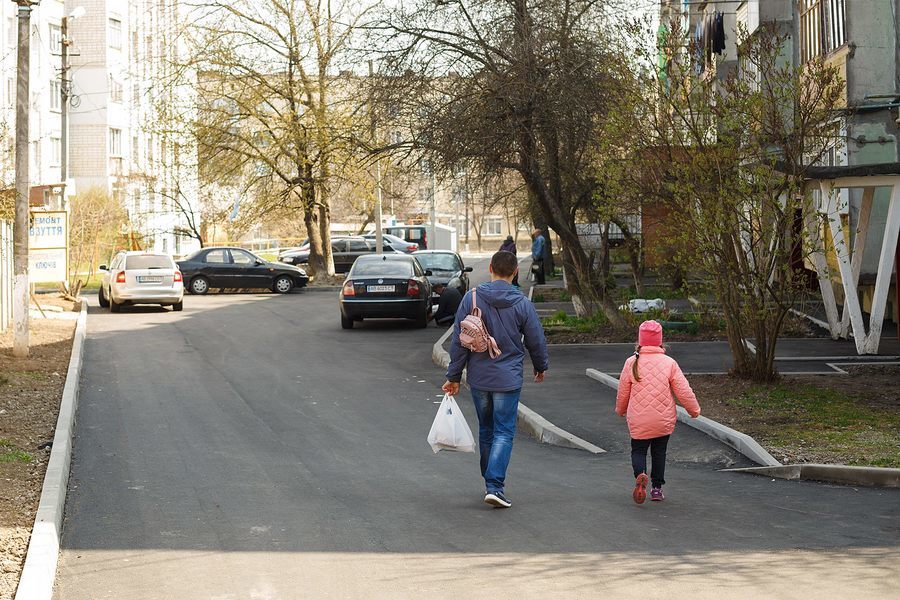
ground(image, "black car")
xmin=339 ymin=254 xmax=433 ymax=329
xmin=412 ymin=250 xmax=472 ymax=301
xmin=281 ymin=237 xmax=399 ymax=273
xmin=177 ymin=247 xmax=309 ymax=294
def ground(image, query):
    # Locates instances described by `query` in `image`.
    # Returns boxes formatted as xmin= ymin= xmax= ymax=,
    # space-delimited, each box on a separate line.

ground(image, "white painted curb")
xmin=722 ymin=464 xmax=900 ymax=487
xmin=15 ymin=301 xmax=87 ymax=600
xmin=432 ymin=328 xmax=604 ymax=454
xmin=585 ymin=368 xmax=780 ymax=467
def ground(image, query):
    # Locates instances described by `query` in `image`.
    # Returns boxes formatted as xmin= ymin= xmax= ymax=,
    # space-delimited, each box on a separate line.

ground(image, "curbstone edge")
xmin=15 ymin=302 xmax=87 ymax=600
xmin=432 ymin=329 xmax=604 ymax=454
xmin=585 ymin=368 xmax=781 ymax=467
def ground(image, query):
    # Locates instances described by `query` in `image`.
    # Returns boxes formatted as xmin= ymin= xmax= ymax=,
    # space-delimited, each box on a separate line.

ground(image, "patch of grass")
xmin=0 ymin=373 xmax=8 ymax=385
xmin=726 ymin=385 xmax=900 ymax=468
xmin=532 ymin=293 xmax=544 ymax=303
xmin=541 ymin=309 xmax=609 ymax=333
xmin=0 ymin=439 xmax=32 ymax=464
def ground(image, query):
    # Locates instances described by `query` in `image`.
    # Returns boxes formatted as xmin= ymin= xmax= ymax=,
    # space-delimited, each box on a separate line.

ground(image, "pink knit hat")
xmin=638 ymin=320 xmax=663 ymax=347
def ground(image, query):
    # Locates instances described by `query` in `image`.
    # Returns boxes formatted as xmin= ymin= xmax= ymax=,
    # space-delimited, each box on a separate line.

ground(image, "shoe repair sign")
xmin=29 ymin=210 xmax=68 ymax=283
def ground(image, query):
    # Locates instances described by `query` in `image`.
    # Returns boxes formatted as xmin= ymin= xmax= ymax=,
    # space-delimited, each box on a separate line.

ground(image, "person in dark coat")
xmin=434 ymin=285 xmax=463 ymax=326
xmin=499 ymin=236 xmax=519 ymax=287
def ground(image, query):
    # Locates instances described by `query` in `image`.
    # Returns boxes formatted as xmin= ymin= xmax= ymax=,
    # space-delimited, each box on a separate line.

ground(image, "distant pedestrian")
xmin=498 ymin=236 xmax=519 ymax=287
xmin=443 ymin=251 xmax=549 ymax=509
xmin=615 ymin=320 xmax=701 ymax=504
xmin=530 ymin=229 xmax=546 ymax=285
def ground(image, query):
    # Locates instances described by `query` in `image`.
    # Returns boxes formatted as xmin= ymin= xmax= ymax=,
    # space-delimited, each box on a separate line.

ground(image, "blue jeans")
xmin=470 ymin=388 xmax=521 ymax=494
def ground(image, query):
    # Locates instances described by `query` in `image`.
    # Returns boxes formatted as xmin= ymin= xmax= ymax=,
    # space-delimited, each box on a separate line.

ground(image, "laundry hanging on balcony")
xmin=693 ymin=11 xmax=727 ymax=74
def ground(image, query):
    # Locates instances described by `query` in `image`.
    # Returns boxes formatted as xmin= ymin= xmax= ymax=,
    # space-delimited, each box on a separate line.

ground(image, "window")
xmin=131 ymin=135 xmax=139 ymax=163
xmin=109 ymin=76 xmax=123 ymax=103
xmin=7 ymin=18 xmax=15 ymax=47
xmin=50 ymin=79 xmax=61 ymax=111
xmin=483 ymin=216 xmax=503 ymax=236
xmin=125 ymin=254 xmax=173 ymax=269
xmin=109 ymin=128 xmax=122 ymax=156
xmin=50 ymin=136 xmax=61 ymax=166
xmin=799 ymin=0 xmax=846 ymax=63
xmin=455 ymin=217 xmax=469 ymax=237
xmin=347 ymin=239 xmax=370 ymax=252
xmin=231 ymin=249 xmax=257 ymax=265
xmin=49 ymin=24 xmax=62 ymax=54
xmin=108 ymin=18 xmax=122 ymax=49
xmin=6 ymin=78 xmax=14 ymax=105
xmin=204 ymin=249 xmax=228 ymax=264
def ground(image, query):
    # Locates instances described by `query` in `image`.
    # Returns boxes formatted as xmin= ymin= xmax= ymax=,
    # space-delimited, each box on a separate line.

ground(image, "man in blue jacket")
xmin=442 ymin=251 xmax=549 ymax=508
xmin=531 ymin=228 xmax=547 ymax=284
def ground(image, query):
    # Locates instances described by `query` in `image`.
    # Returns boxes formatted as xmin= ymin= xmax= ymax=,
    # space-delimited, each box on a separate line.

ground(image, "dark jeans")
xmin=631 ymin=435 xmax=670 ymax=488
xmin=470 ymin=388 xmax=521 ymax=494
xmin=531 ymin=258 xmax=545 ymax=284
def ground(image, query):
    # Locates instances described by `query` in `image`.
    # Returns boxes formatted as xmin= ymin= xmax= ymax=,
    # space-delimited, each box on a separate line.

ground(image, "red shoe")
xmin=632 ymin=473 xmax=649 ymax=504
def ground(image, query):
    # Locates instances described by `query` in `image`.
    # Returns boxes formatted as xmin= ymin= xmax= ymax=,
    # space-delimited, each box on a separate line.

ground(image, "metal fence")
xmin=0 ymin=220 xmax=12 ymax=332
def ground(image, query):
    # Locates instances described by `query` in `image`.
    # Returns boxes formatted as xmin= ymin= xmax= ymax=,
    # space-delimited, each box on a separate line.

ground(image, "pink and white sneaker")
xmin=632 ymin=473 xmax=649 ymax=504
xmin=650 ymin=487 xmax=665 ymax=502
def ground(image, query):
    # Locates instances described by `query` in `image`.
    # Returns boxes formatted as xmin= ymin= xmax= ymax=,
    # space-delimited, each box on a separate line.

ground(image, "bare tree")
xmin=630 ymin=23 xmax=844 ymax=381
xmin=166 ymin=0 xmax=371 ymax=276
xmin=372 ymin=0 xmax=637 ymax=323
xmin=62 ymin=187 xmax=126 ymax=299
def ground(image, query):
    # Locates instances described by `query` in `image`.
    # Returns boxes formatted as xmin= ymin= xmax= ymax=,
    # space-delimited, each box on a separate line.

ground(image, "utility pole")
xmin=430 ymin=170 xmax=436 ymax=251
xmin=368 ymin=60 xmax=382 ymax=254
xmin=12 ymin=0 xmax=38 ymax=358
xmin=60 ymin=7 xmax=84 ymax=185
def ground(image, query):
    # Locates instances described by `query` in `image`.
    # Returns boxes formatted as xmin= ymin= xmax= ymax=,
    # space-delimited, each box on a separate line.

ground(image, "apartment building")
xmin=65 ymin=0 xmax=199 ymax=256
xmin=0 ymin=1 xmax=67 ymax=207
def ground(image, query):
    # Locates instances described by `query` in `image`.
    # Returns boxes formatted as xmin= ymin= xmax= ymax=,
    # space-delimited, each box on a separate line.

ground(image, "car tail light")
xmin=423 ymin=232 xmax=427 ymax=248
xmin=342 ymin=280 xmax=355 ymax=296
xmin=115 ymin=271 xmax=126 ymax=283
xmin=407 ymin=279 xmax=420 ymax=297
xmin=407 ymin=244 xmax=417 ymax=252
xmin=174 ymin=270 xmax=183 ymax=282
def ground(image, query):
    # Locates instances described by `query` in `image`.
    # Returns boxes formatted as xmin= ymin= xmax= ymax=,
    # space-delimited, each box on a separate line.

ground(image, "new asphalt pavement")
xmin=54 ymin=263 xmax=899 ymax=599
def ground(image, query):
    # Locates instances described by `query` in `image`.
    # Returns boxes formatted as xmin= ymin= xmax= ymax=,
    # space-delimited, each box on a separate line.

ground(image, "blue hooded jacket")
xmin=446 ymin=280 xmax=549 ymax=391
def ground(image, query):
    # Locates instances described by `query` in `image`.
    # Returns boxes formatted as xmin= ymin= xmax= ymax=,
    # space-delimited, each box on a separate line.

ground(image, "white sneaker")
xmin=484 ymin=492 xmax=512 ymax=508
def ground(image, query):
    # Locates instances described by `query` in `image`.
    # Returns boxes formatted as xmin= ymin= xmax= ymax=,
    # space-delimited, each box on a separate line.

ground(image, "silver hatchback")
xmin=99 ymin=251 xmax=185 ymax=312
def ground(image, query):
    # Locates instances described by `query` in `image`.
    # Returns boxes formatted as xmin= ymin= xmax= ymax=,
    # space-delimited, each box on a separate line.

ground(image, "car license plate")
xmin=138 ymin=276 xmax=163 ymax=284
xmin=367 ymin=285 xmax=395 ymax=292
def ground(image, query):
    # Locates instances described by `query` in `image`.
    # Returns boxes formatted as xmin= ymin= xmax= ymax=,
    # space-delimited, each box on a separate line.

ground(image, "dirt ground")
xmin=0 ymin=298 xmax=77 ymax=599
xmin=691 ymin=364 xmax=900 ymax=468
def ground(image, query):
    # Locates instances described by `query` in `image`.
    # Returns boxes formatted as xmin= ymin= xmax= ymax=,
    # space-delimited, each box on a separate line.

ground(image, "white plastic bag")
xmin=427 ymin=394 xmax=476 ymax=453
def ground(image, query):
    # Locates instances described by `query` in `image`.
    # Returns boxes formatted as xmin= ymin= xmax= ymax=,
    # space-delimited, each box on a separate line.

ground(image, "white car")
xmin=98 ymin=251 xmax=184 ymax=312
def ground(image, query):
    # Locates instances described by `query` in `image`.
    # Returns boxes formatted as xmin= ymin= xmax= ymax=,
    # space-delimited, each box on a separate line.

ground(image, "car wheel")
xmin=415 ymin=307 xmax=428 ymax=328
xmin=190 ymin=276 xmax=210 ymax=295
xmin=98 ymin=285 xmax=110 ymax=308
xmin=110 ymin=295 xmax=121 ymax=313
xmin=341 ymin=313 xmax=354 ymax=329
xmin=273 ymin=275 xmax=294 ymax=294
xmin=173 ymin=300 xmax=183 ymax=312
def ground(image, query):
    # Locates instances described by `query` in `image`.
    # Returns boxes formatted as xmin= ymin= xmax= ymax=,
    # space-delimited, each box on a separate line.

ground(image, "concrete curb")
xmin=585 ymin=368 xmax=780 ymax=467
xmin=722 ymin=464 xmax=900 ymax=488
xmin=15 ymin=301 xmax=88 ymax=600
xmin=432 ymin=328 xmax=605 ymax=454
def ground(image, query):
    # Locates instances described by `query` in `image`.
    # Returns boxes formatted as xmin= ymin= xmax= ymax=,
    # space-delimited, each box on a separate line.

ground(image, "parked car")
xmin=339 ymin=254 xmax=433 ymax=329
xmin=280 ymin=237 xmax=400 ymax=273
xmin=386 ymin=225 xmax=429 ymax=250
xmin=177 ymin=247 xmax=309 ymax=294
xmin=412 ymin=250 xmax=472 ymax=301
xmin=362 ymin=233 xmax=419 ymax=253
xmin=98 ymin=251 xmax=184 ymax=312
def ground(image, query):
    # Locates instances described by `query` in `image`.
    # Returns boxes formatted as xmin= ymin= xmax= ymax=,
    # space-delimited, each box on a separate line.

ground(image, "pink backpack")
xmin=459 ymin=288 xmax=501 ymax=359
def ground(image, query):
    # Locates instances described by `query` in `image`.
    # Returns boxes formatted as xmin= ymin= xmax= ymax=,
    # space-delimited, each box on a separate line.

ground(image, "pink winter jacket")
xmin=615 ymin=346 xmax=701 ymax=440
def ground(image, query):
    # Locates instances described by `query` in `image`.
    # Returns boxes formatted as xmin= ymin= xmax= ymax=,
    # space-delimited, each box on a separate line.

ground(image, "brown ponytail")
xmin=632 ymin=345 xmax=641 ymax=382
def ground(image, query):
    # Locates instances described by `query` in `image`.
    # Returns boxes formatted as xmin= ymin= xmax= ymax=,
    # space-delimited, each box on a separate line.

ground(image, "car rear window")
xmin=351 ymin=260 xmax=414 ymax=278
xmin=415 ymin=254 xmax=460 ymax=271
xmin=125 ymin=255 xmax=173 ymax=270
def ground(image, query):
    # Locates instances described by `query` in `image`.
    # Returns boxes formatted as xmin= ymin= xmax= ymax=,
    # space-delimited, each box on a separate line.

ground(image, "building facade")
xmin=65 ymin=0 xmax=200 ymax=257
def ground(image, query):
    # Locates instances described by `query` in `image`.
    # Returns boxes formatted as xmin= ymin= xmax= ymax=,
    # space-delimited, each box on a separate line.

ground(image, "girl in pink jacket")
xmin=616 ymin=320 xmax=701 ymax=504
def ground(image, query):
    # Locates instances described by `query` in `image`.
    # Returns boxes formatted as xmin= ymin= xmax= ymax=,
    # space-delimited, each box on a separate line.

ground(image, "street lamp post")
xmin=60 ymin=7 xmax=85 ymax=186
xmin=11 ymin=0 xmax=39 ymax=358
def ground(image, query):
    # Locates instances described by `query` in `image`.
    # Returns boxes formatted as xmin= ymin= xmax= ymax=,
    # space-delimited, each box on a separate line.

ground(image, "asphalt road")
xmin=55 ymin=264 xmax=899 ymax=599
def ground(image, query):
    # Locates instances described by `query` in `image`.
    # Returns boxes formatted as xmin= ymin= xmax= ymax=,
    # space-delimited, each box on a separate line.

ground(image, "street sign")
xmin=29 ymin=210 xmax=68 ymax=283
xmin=29 ymin=248 xmax=67 ymax=282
